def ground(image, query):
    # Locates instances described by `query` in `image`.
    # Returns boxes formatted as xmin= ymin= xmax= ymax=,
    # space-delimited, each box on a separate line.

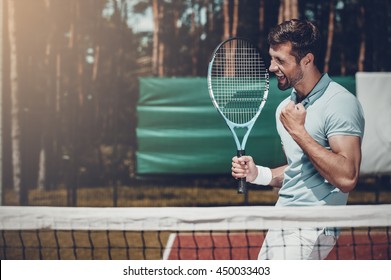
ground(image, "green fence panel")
xmin=136 ymin=76 xmax=355 ymax=175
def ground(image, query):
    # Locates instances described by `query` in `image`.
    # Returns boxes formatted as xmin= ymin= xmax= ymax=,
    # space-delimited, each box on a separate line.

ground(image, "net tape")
xmin=1 ymin=205 xmax=391 ymax=231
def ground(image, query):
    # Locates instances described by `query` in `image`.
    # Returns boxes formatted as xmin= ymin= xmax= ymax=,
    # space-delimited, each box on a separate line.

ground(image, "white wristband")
xmin=250 ymin=165 xmax=272 ymax=186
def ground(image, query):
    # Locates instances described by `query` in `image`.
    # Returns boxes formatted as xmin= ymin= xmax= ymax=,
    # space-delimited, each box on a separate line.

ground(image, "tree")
xmin=0 ymin=0 xmax=3 ymax=205
xmin=278 ymin=0 xmax=299 ymax=23
xmin=323 ymin=0 xmax=335 ymax=73
xmin=7 ymin=0 xmax=22 ymax=198
xmin=223 ymin=0 xmax=239 ymax=39
xmin=357 ymin=1 xmax=366 ymax=72
xmin=152 ymin=0 xmax=161 ymax=76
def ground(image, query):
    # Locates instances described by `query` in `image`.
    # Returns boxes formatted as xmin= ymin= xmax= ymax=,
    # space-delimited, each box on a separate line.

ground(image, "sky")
xmin=102 ymin=0 xmax=154 ymax=33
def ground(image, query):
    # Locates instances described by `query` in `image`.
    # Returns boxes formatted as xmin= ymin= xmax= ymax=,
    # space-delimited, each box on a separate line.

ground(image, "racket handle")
xmin=237 ymin=150 xmax=247 ymax=194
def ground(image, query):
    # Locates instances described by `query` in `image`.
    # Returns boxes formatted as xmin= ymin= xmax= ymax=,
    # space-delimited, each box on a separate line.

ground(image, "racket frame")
xmin=207 ymin=37 xmax=269 ymax=194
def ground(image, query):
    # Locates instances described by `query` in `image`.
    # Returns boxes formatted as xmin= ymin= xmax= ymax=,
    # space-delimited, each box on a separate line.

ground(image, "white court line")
xmin=162 ymin=233 xmax=177 ymax=260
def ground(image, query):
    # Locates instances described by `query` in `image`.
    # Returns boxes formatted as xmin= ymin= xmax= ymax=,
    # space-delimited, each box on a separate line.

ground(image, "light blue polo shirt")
xmin=275 ymin=74 xmax=365 ymax=206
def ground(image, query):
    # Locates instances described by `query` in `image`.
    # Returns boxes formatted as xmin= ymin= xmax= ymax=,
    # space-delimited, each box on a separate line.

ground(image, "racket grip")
xmin=237 ymin=150 xmax=247 ymax=194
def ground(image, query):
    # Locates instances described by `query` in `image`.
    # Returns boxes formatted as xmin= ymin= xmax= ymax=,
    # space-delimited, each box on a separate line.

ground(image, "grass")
xmin=3 ymin=182 xmax=391 ymax=207
xmin=4 ymin=184 xmax=278 ymax=207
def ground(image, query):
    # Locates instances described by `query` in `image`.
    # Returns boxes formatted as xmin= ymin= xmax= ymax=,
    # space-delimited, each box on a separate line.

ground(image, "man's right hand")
xmin=231 ymin=155 xmax=258 ymax=182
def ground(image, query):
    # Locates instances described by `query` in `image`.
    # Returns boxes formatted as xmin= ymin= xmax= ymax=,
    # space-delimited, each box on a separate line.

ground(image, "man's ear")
xmin=302 ymin=53 xmax=314 ymax=66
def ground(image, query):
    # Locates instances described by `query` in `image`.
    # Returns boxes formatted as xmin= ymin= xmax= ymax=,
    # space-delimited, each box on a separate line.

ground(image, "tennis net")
xmin=0 ymin=205 xmax=390 ymax=260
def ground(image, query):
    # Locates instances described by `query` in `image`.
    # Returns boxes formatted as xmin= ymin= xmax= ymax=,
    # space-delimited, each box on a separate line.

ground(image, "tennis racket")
xmin=207 ymin=38 xmax=269 ymax=194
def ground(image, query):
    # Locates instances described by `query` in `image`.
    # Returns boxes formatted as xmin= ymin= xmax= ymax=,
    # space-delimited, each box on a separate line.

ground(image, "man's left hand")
xmin=280 ymin=101 xmax=306 ymax=136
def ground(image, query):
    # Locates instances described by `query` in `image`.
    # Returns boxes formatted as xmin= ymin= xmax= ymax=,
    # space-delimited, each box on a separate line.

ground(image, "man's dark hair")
xmin=268 ymin=19 xmax=321 ymax=66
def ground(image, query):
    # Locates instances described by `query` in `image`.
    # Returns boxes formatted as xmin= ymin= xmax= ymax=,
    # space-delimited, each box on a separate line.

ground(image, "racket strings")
xmin=210 ymin=39 xmax=268 ymax=124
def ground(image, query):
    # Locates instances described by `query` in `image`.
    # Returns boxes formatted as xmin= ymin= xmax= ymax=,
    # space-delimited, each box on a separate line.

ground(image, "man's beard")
xmin=277 ymin=67 xmax=304 ymax=91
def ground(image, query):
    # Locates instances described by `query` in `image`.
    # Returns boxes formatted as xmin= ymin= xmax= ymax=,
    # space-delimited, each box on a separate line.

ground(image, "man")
xmin=231 ymin=19 xmax=365 ymax=259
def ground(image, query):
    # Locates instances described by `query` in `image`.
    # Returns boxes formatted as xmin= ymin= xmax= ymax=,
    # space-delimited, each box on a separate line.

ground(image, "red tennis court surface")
xmin=164 ymin=231 xmax=390 ymax=260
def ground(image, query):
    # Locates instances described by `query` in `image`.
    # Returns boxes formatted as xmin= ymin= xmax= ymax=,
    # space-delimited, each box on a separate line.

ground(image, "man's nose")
xmin=269 ymin=60 xmax=277 ymax=72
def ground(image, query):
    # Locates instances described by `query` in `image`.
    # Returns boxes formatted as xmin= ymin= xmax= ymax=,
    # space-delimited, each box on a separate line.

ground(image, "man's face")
xmin=268 ymin=42 xmax=304 ymax=91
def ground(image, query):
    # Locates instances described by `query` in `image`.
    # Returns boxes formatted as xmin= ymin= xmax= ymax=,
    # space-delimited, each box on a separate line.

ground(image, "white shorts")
xmin=258 ymin=228 xmax=337 ymax=260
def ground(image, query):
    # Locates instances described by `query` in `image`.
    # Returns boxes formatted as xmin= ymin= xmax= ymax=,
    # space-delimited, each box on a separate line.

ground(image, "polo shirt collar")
xmin=290 ymin=73 xmax=332 ymax=108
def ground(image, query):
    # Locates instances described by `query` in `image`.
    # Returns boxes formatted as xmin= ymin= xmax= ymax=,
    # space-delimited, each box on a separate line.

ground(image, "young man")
xmin=231 ymin=19 xmax=365 ymax=259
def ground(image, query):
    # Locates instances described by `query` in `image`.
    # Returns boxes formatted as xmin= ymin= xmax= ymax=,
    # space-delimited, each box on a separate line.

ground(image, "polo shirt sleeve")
xmin=324 ymin=88 xmax=365 ymax=139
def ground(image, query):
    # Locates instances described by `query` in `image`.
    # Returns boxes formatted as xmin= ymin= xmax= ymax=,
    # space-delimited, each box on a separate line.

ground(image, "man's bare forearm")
xmin=269 ymin=165 xmax=287 ymax=188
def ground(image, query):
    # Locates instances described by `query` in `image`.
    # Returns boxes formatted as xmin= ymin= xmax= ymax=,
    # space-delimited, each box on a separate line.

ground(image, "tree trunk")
xmin=0 ymin=0 xmax=3 ymax=204
xmin=340 ymin=52 xmax=346 ymax=76
xmin=291 ymin=0 xmax=298 ymax=19
xmin=207 ymin=0 xmax=214 ymax=33
xmin=37 ymin=149 xmax=45 ymax=190
xmin=158 ymin=41 xmax=164 ymax=77
xmin=152 ymin=0 xmax=159 ymax=76
xmin=259 ymin=0 xmax=265 ymax=31
xmin=278 ymin=0 xmax=284 ymax=23
xmin=223 ymin=0 xmax=230 ymax=39
xmin=232 ymin=0 xmax=239 ymax=38
xmin=279 ymin=0 xmax=299 ymax=23
xmin=258 ymin=0 xmax=265 ymax=49
xmin=7 ymin=0 xmax=22 ymax=196
xmin=357 ymin=4 xmax=366 ymax=72
xmin=323 ymin=0 xmax=334 ymax=73
xmin=190 ymin=3 xmax=199 ymax=76
xmin=284 ymin=0 xmax=290 ymax=21
xmin=92 ymin=45 xmax=100 ymax=81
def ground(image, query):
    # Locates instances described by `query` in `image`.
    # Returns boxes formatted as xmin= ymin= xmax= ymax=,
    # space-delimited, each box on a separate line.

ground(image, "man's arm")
xmin=280 ymin=101 xmax=362 ymax=193
xmin=269 ymin=165 xmax=287 ymax=188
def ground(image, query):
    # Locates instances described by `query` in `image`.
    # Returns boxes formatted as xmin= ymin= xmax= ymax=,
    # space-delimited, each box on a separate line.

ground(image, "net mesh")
xmin=1 ymin=205 xmax=390 ymax=260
